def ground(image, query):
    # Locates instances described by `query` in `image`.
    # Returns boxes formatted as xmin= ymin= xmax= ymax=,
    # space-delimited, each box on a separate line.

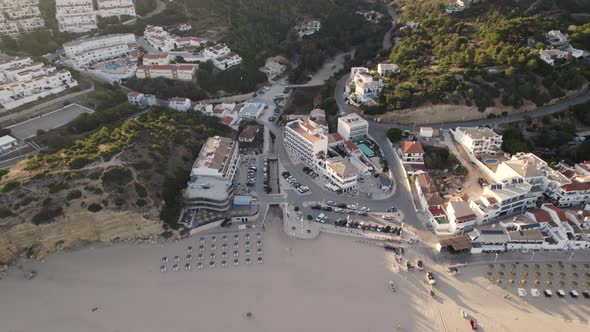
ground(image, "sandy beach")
xmin=1 ymin=214 xmax=589 ymax=332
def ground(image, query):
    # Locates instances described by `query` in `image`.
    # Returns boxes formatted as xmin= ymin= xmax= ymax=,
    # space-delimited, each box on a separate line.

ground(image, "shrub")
xmin=101 ymin=166 xmax=133 ymax=186
xmin=48 ymin=181 xmax=68 ymax=194
xmin=0 ymin=168 xmax=8 ymax=179
xmin=32 ymin=207 xmax=63 ymax=225
xmin=1 ymin=181 xmax=20 ymax=193
xmin=88 ymin=203 xmax=103 ymax=212
xmin=69 ymin=157 xmax=94 ymax=170
xmin=66 ymin=190 xmax=83 ymax=201
xmin=134 ymin=182 xmax=148 ymax=198
xmin=136 ymin=199 xmax=147 ymax=207
xmin=20 ymin=197 xmax=34 ymax=206
xmin=0 ymin=208 xmax=13 ymax=218
xmin=307 ymin=215 xmax=313 ymax=220
xmin=387 ymin=128 xmax=403 ymax=142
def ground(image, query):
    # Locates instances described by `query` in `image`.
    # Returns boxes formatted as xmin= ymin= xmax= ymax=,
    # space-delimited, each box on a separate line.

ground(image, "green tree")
xmin=387 ymin=128 xmax=403 ymax=142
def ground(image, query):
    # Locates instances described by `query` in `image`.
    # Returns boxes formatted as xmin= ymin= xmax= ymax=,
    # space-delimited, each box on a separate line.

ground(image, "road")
xmin=382 ymin=5 xmax=398 ymax=50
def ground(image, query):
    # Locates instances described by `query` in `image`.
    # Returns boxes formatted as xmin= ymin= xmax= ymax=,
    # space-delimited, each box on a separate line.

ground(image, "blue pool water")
xmin=358 ymin=143 xmax=375 ymax=157
xmin=484 ymin=159 xmax=498 ymax=164
xmin=105 ymin=63 xmax=121 ymax=70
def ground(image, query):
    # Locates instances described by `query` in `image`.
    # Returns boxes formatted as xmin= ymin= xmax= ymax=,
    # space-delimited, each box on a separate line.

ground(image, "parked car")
xmin=322 ymin=206 xmax=333 ymax=211
xmin=327 ymin=201 xmax=335 ymax=206
xmin=382 ymin=215 xmax=394 ymax=220
xmin=311 ymin=204 xmax=322 ymax=210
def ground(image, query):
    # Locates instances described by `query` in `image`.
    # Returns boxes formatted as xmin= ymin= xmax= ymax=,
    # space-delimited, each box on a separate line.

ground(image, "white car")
xmin=382 ymin=215 xmax=394 ymax=220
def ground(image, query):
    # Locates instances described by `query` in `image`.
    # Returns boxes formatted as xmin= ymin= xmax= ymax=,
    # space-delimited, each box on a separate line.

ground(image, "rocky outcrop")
xmin=0 ymin=211 xmax=162 ymax=264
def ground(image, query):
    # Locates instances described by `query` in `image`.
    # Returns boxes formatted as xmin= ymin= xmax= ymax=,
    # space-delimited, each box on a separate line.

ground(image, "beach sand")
xmin=0 ymin=215 xmax=588 ymax=332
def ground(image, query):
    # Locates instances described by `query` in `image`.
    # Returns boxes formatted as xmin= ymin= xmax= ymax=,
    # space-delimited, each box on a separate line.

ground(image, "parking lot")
xmin=8 ymin=103 xmax=94 ymax=139
xmin=281 ymin=170 xmax=310 ymax=194
xmin=235 ymin=155 xmax=258 ymax=195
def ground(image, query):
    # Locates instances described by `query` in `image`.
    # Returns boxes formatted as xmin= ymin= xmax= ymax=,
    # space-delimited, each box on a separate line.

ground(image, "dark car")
xmin=322 ymin=206 xmax=333 ymax=211
xmin=282 ymin=171 xmax=290 ymax=178
xmin=311 ymin=205 xmax=322 ymax=210
xmin=338 ymin=203 xmax=347 ymax=209
xmin=303 ymin=166 xmax=311 ymax=173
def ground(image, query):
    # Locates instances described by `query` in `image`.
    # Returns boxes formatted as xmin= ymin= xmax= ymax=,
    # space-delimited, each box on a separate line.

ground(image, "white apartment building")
xmin=16 ymin=17 xmax=44 ymax=32
xmin=469 ymin=181 xmax=531 ymax=225
xmin=546 ymin=177 xmax=590 ymax=208
xmin=0 ymin=0 xmax=44 ymax=35
xmin=546 ymin=30 xmax=570 ymax=47
xmin=399 ymin=140 xmax=424 ymax=163
xmin=377 ymin=63 xmax=399 ymax=76
xmin=0 ymin=134 xmax=17 ymax=152
xmin=55 ymin=0 xmax=97 ymax=33
xmin=337 ymin=113 xmax=368 ymax=141
xmin=444 ymin=199 xmax=477 ymax=234
xmin=284 ymin=119 xmax=328 ymax=170
xmin=96 ymin=0 xmax=136 ymax=17
xmin=63 ymin=33 xmax=137 ymax=68
xmin=212 ymin=52 xmax=242 ymax=70
xmin=168 ymin=97 xmax=191 ymax=112
xmin=345 ymin=67 xmax=383 ymax=105
xmin=136 ymin=64 xmax=196 ymax=81
xmin=127 ymin=91 xmax=144 ymax=105
xmin=325 ymin=156 xmax=358 ymax=192
xmin=0 ymin=69 xmax=78 ymax=109
xmin=297 ymin=19 xmax=320 ymax=38
xmin=203 ymin=43 xmax=230 ymax=59
xmin=0 ymin=21 xmax=19 ymax=35
xmin=142 ymin=53 xmax=172 ymax=66
xmin=144 ymin=25 xmax=175 ymax=52
xmin=452 ymin=127 xmax=503 ymax=156
xmin=539 ymin=49 xmax=568 ymax=66
xmin=259 ymin=56 xmax=287 ymax=80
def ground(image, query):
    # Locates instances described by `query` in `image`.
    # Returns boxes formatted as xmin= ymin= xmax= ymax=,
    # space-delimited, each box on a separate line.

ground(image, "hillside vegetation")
xmin=367 ymin=0 xmax=590 ymax=114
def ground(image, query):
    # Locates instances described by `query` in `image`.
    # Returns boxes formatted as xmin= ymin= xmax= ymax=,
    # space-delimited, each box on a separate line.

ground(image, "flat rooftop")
xmin=192 ymin=136 xmax=235 ymax=172
xmin=184 ymin=175 xmax=232 ymax=201
xmin=458 ymin=127 xmax=500 ymax=139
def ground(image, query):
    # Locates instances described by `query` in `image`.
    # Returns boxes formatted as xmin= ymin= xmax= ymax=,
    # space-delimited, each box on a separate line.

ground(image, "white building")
xmin=0 ymin=134 xmax=17 ymax=151
xmin=345 ymin=67 xmax=383 ymax=105
xmin=546 ymin=30 xmax=570 ymax=47
xmin=469 ymin=181 xmax=531 ymax=225
xmin=212 ymin=52 xmax=242 ymax=70
xmin=238 ymin=103 xmax=265 ymax=120
xmin=63 ymin=34 xmax=137 ymax=68
xmin=142 ymin=53 xmax=172 ymax=66
xmin=296 ymin=19 xmax=320 ymax=38
xmin=419 ymin=127 xmax=434 ymax=138
xmin=337 ymin=113 xmax=368 ymax=141
xmin=168 ymin=97 xmax=191 ymax=112
xmin=325 ymin=157 xmax=358 ymax=192
xmin=144 ymin=25 xmax=175 ymax=52
xmin=55 ymin=0 xmax=97 ymax=33
xmin=203 ymin=43 xmax=230 ymax=59
xmin=259 ymin=56 xmax=287 ymax=80
xmin=284 ymin=118 xmax=328 ymax=170
xmin=539 ymin=49 xmax=568 ymax=66
xmin=444 ymin=199 xmax=477 ymax=234
xmin=0 ymin=0 xmax=44 ymax=35
xmin=96 ymin=0 xmax=136 ymax=18
xmin=127 ymin=91 xmax=144 ymax=105
xmin=452 ymin=127 xmax=503 ymax=156
xmin=377 ymin=63 xmax=399 ymax=76
xmin=183 ymin=136 xmax=240 ymax=214
xmin=0 ymin=69 xmax=78 ymax=110
xmin=399 ymin=140 xmax=424 ymax=163
xmin=136 ymin=64 xmax=196 ymax=81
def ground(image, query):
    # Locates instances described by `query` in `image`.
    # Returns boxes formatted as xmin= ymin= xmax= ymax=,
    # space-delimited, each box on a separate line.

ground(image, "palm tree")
xmin=571 ymin=273 xmax=579 ymax=280
xmin=509 ymin=263 xmax=516 ymax=271
xmin=558 ymin=272 xmax=566 ymax=280
xmin=508 ymin=279 xmax=514 ymax=286
xmin=519 ymin=279 xmax=527 ymax=286
xmin=497 ymin=271 xmax=505 ymax=279
xmin=534 ymin=271 xmax=541 ymax=279
xmin=499 ymin=263 xmax=506 ymax=270
xmin=545 ymin=280 xmax=552 ymax=286
xmin=533 ymin=264 xmax=540 ymax=271
xmin=545 ymin=271 xmax=554 ymax=279
xmin=495 ymin=279 xmax=502 ymax=285
xmin=558 ymin=281 xmax=565 ymax=287
xmin=545 ymin=263 xmax=553 ymax=270
xmin=509 ymin=271 xmax=516 ymax=278
xmin=533 ymin=280 xmax=540 ymax=287
xmin=521 ymin=272 xmax=529 ymax=279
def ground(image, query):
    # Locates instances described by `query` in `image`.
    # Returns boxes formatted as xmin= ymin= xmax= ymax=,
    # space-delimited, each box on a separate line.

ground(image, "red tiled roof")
xmin=344 ymin=140 xmax=359 ymax=152
xmin=400 ymin=140 xmax=424 ymax=154
xmin=527 ymin=208 xmax=552 ymax=223
xmin=543 ymin=204 xmax=567 ymax=222
xmin=128 ymin=91 xmax=141 ymax=97
xmin=561 ymin=180 xmax=590 ymax=192
xmin=315 ymin=119 xmax=328 ymax=127
xmin=221 ymin=116 xmax=233 ymax=125
xmin=330 ymin=133 xmax=343 ymax=142
xmin=428 ymin=207 xmax=445 ymax=216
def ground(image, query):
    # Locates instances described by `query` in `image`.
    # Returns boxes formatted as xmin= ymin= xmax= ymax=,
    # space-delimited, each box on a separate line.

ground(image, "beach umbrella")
xmin=257 ymin=257 xmax=263 ymax=264
xmin=545 ymin=280 xmax=552 ymax=286
xmin=494 ymin=279 xmax=502 ymax=285
xmin=545 ymin=263 xmax=553 ymax=269
xmin=245 ymin=249 xmax=251 ymax=256
xmin=199 ymin=245 xmax=204 ymax=251
xmin=234 ymin=234 xmax=239 ymax=240
xmin=558 ymin=262 xmax=565 ymax=270
xmin=186 ymin=254 xmax=192 ymax=261
xmin=570 ymin=264 xmax=577 ymax=270
xmin=485 ymin=275 xmax=493 ymax=282
xmin=521 ymin=272 xmax=529 ymax=279
xmin=533 ymin=280 xmax=540 ymax=286
xmin=211 ymin=236 xmax=217 ymax=243
xmin=487 ymin=264 xmax=494 ymax=270
xmin=256 ymin=232 xmax=261 ymax=239
xmin=521 ymin=264 xmax=529 ymax=271
xmin=509 ymin=264 xmax=516 ymax=271
xmin=234 ymin=259 xmax=239 ymax=266
xmin=508 ymin=279 xmax=514 ymax=286
xmin=246 ymin=312 xmax=253 ymax=318
xmin=223 ymin=235 xmax=228 ymax=242
xmin=533 ymin=264 xmax=540 ymax=270
xmin=558 ymin=281 xmax=565 ymax=287
xmin=291 ymin=226 xmax=296 ymax=231
xmin=197 ymin=262 xmax=203 ymax=270
xmin=211 ymin=244 xmax=216 ymax=250
xmin=499 ymin=264 xmax=506 ymax=270
xmin=257 ymin=240 xmax=262 ymax=247
xmin=571 ymin=272 xmax=579 ymax=279
xmin=496 ymin=271 xmax=505 ymax=278
xmin=245 ymin=233 xmax=250 ymax=240
xmin=245 ymin=241 xmax=251 ymax=248
xmin=534 ymin=271 xmax=541 ymax=279
xmin=210 ymin=252 xmax=215 ymax=259
xmin=187 ymin=246 xmax=193 ymax=253
xmin=246 ymin=258 xmax=251 ymax=265
xmin=519 ymin=280 xmax=527 ymax=286
xmin=200 ymin=237 xmax=205 ymax=244
xmin=222 ymin=251 xmax=227 ymax=258
xmin=222 ymin=243 xmax=228 ymax=250
xmin=570 ymin=281 xmax=578 ymax=287
xmin=234 ymin=250 xmax=239 ymax=257
xmin=221 ymin=260 xmax=227 ymax=267
xmin=209 ymin=261 xmax=215 ymax=268
xmin=234 ymin=242 xmax=239 ymax=249
xmin=257 ymin=248 xmax=263 ymax=255
xmin=198 ymin=253 xmax=203 ymax=260
xmin=487 ymin=271 xmax=493 ymax=276
xmin=559 ymin=272 xmax=566 ymax=280
xmin=509 ymin=271 xmax=516 ymax=278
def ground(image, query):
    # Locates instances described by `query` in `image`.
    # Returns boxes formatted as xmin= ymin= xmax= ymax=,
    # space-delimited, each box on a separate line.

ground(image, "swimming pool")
xmin=358 ymin=143 xmax=375 ymax=157
xmin=105 ymin=63 xmax=122 ymax=71
xmin=484 ymin=159 xmax=498 ymax=164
